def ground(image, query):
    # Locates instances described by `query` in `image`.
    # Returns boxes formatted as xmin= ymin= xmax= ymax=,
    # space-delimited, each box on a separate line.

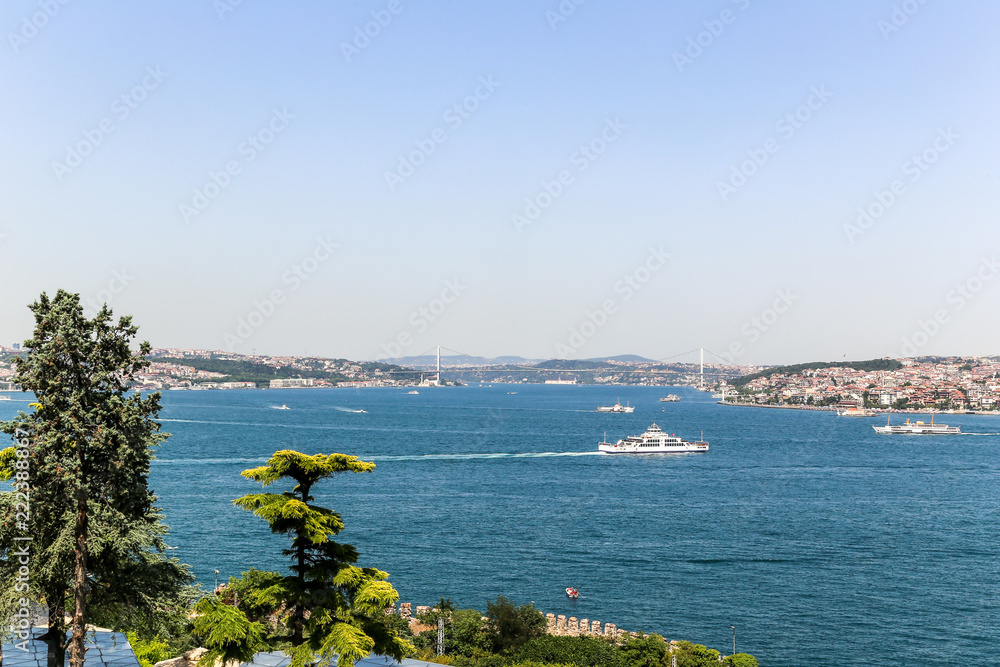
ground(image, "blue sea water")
xmin=3 ymin=385 xmax=998 ymax=666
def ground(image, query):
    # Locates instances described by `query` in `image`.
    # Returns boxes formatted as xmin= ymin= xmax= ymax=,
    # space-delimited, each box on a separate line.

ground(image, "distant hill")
xmin=731 ymin=358 xmax=903 ymax=387
xmin=385 ymin=354 xmax=544 ymax=367
xmin=534 ymin=359 xmax=616 ymax=370
xmin=584 ymin=354 xmax=656 ymax=363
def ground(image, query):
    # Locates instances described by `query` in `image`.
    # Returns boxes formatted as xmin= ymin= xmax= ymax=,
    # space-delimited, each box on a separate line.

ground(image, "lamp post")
xmin=731 ymin=626 xmax=736 ymax=656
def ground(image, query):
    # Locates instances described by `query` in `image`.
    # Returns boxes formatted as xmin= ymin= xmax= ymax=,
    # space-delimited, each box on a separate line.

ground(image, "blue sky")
xmin=1 ymin=1 xmax=998 ymax=364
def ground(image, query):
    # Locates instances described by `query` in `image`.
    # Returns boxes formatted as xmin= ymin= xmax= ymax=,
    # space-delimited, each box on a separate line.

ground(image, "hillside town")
xmin=722 ymin=356 xmax=1000 ymax=412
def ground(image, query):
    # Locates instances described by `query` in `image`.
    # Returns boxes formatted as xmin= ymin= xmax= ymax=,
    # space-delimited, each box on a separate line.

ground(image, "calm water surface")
xmin=5 ymin=385 xmax=998 ymax=666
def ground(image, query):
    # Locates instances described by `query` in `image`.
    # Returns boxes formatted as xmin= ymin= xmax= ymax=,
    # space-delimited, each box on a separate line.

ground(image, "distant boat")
xmin=273 ymin=404 xmax=290 ymax=410
xmin=659 ymin=394 xmax=680 ymax=402
xmin=836 ymin=407 xmax=874 ymax=417
xmin=407 ymin=390 xmax=419 ymax=395
xmin=597 ymin=398 xmax=634 ymax=413
xmin=565 ymin=587 xmax=579 ymax=599
xmin=0 ymin=395 xmax=10 ymax=401
xmin=507 ymin=391 xmax=517 ymax=395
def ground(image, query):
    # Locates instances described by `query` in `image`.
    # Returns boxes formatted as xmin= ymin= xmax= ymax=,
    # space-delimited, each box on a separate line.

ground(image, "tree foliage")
xmin=234 ymin=450 xmax=411 ymax=667
xmin=484 ymin=596 xmax=548 ymax=654
xmin=193 ymin=596 xmax=268 ymax=667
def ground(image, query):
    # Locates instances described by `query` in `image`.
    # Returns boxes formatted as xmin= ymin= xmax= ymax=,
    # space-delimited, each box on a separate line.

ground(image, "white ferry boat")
xmin=659 ymin=394 xmax=680 ymax=402
xmin=872 ymin=414 xmax=960 ymax=435
xmin=598 ymin=423 xmax=708 ymax=453
xmin=597 ymin=399 xmax=634 ymax=413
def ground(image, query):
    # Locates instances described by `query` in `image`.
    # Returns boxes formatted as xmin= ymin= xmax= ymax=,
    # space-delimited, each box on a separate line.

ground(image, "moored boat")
xmin=565 ymin=587 xmax=579 ymax=599
xmin=837 ymin=407 xmax=875 ymax=417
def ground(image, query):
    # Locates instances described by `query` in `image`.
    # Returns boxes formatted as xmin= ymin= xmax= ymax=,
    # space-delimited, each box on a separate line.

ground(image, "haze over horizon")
xmin=2 ymin=2 xmax=998 ymax=364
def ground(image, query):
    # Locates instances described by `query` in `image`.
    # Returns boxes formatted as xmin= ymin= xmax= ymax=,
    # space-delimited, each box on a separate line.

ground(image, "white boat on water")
xmin=597 ymin=399 xmax=634 ymax=413
xmin=407 ymin=390 xmax=419 ymax=395
xmin=599 ymin=423 xmax=708 ymax=453
xmin=837 ymin=407 xmax=875 ymax=417
xmin=873 ymin=413 xmax=960 ymax=434
xmin=659 ymin=394 xmax=680 ymax=402
xmin=0 ymin=395 xmax=11 ymax=401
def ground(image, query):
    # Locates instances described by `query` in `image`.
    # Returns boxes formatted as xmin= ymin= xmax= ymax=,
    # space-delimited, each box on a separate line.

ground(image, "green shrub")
xmin=126 ymin=632 xmax=174 ymax=667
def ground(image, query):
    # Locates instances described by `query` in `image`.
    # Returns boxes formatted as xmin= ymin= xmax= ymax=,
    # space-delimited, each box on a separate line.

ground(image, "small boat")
xmin=407 ymin=390 xmax=419 ymax=395
xmin=565 ymin=587 xmax=579 ymax=599
xmin=658 ymin=394 xmax=680 ymax=402
xmin=597 ymin=398 xmax=634 ymax=413
xmin=507 ymin=391 xmax=517 ymax=395
xmin=0 ymin=395 xmax=11 ymax=401
xmin=273 ymin=404 xmax=290 ymax=410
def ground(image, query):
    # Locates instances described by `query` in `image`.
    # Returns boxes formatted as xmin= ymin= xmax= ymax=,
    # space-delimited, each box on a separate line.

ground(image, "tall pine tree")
xmin=0 ymin=290 xmax=192 ymax=667
xmin=234 ymin=451 xmax=411 ymax=667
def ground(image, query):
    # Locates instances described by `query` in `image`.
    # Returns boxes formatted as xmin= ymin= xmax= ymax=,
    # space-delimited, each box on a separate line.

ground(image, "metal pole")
xmin=731 ymin=625 xmax=735 ymax=656
xmin=436 ymin=617 xmax=445 ymax=655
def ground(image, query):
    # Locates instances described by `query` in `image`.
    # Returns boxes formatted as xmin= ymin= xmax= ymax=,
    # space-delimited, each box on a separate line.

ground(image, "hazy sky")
xmin=1 ymin=1 xmax=998 ymax=364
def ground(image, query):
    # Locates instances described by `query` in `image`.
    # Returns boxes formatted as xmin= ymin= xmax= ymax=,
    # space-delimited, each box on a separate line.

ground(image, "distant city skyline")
xmin=2 ymin=2 xmax=998 ymax=364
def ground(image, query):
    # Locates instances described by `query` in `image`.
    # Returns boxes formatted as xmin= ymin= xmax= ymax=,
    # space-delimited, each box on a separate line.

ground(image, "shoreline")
xmin=717 ymin=401 xmax=1000 ymax=416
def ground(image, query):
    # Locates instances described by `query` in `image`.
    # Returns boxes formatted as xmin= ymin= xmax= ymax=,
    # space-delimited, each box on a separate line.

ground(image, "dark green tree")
xmin=0 ymin=290 xmax=192 ymax=667
xmin=723 ymin=653 xmax=758 ymax=667
xmin=484 ymin=596 xmax=547 ymax=654
xmin=512 ymin=635 xmax=624 ymax=667
xmin=620 ymin=634 xmax=670 ymax=667
xmin=234 ymin=450 xmax=411 ymax=667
